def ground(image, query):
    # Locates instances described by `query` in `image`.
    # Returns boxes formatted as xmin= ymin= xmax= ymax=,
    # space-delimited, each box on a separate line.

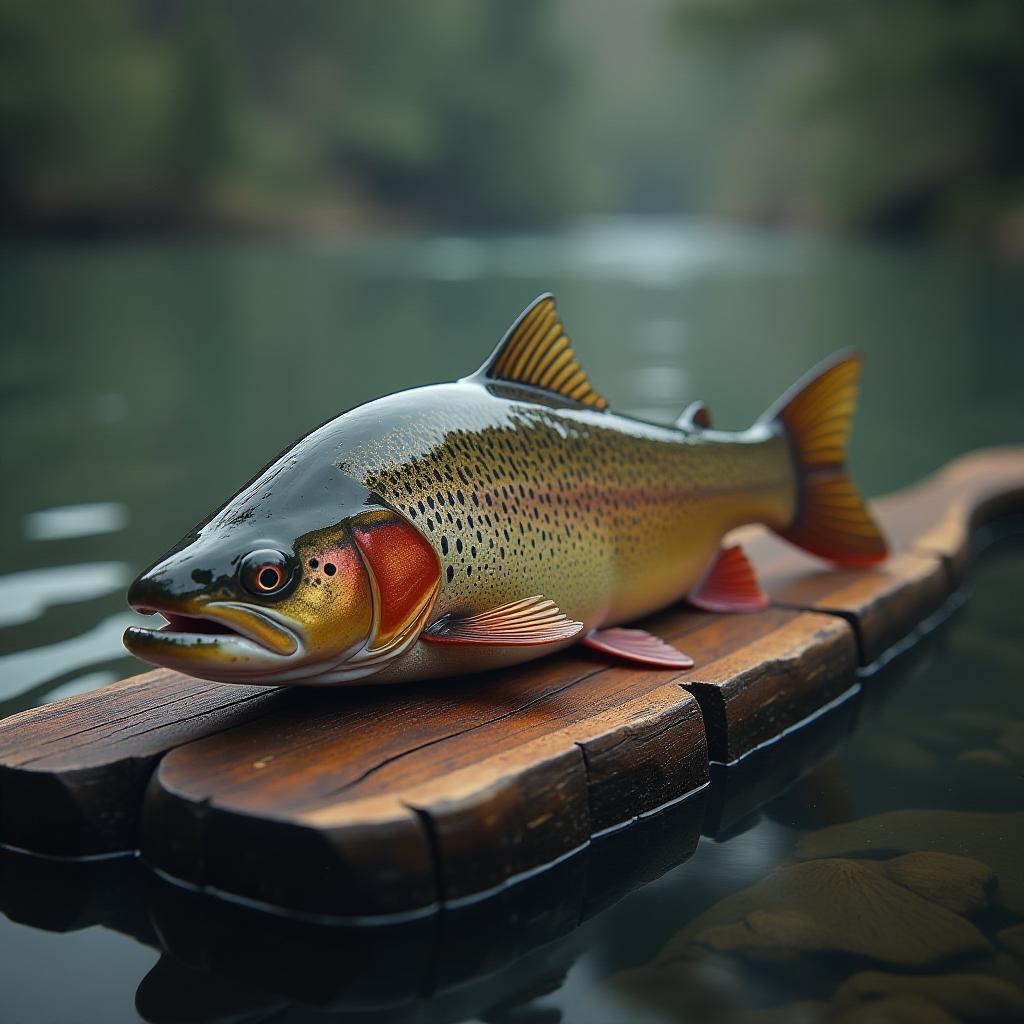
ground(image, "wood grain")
xmin=0 ymin=448 xmax=1020 ymax=919
xmin=875 ymin=447 xmax=1024 ymax=581
xmin=730 ymin=448 xmax=1024 ymax=668
xmin=0 ymin=670 xmax=287 ymax=855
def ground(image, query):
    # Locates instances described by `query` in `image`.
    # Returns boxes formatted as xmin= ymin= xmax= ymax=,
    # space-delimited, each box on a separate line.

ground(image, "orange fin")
xmin=760 ymin=351 xmax=888 ymax=566
xmin=469 ymin=293 xmax=609 ymax=410
xmin=688 ymin=545 xmax=769 ymax=614
xmin=582 ymin=627 xmax=694 ymax=668
xmin=422 ymin=595 xmax=583 ymax=646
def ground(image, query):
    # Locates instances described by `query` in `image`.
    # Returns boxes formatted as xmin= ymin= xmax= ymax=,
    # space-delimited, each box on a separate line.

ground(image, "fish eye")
xmin=240 ymin=549 xmax=295 ymax=599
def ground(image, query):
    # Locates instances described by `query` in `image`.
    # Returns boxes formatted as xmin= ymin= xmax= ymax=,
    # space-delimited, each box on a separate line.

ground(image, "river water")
xmin=1 ymin=219 xmax=1022 ymax=1022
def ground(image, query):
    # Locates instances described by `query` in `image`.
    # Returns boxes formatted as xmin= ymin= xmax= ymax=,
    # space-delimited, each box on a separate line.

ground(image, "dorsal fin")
xmin=676 ymin=401 xmax=712 ymax=430
xmin=470 ymin=293 xmax=608 ymax=411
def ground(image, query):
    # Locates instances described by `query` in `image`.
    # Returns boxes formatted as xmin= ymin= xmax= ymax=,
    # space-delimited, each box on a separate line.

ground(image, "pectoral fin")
xmin=688 ymin=544 xmax=769 ymax=614
xmin=422 ymin=595 xmax=584 ymax=646
xmin=582 ymin=628 xmax=694 ymax=668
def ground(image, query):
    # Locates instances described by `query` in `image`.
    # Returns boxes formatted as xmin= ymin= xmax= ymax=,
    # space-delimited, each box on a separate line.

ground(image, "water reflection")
xmin=23 ymin=502 xmax=129 ymax=541
xmin=0 ymin=612 xmax=147 ymax=702
xmin=41 ymin=669 xmax=120 ymax=704
xmin=0 ymin=562 xmax=129 ymax=627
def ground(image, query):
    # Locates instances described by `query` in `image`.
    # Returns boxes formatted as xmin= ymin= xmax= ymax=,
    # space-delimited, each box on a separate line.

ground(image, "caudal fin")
xmin=761 ymin=351 xmax=888 ymax=566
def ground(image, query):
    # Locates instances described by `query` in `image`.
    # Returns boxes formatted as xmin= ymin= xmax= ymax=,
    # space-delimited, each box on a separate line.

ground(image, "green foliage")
xmin=3 ymin=0 xmax=1020 ymax=240
xmin=0 ymin=0 xmax=589 ymax=230
xmin=674 ymin=0 xmax=1024 ymax=238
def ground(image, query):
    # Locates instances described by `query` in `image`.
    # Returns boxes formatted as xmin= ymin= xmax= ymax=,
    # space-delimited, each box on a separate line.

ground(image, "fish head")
xmin=124 ymin=454 xmax=441 ymax=684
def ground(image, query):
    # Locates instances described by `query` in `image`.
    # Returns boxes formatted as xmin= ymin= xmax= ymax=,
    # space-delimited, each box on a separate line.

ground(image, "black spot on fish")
xmin=446 ymin=565 xmax=455 ymax=583
xmin=324 ymin=563 xmax=336 ymax=576
xmin=191 ymin=569 xmax=213 ymax=585
xmin=308 ymin=558 xmax=319 ymax=569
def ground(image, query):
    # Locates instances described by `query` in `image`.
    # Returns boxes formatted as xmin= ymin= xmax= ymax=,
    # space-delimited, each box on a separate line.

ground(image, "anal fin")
xmin=583 ymin=628 xmax=694 ymax=668
xmin=688 ymin=545 xmax=769 ymax=614
xmin=422 ymin=595 xmax=583 ymax=646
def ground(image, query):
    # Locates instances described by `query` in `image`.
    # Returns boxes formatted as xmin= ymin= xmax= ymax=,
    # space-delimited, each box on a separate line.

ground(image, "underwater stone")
xmin=998 ymin=924 xmax=1024 ymax=959
xmin=832 ymin=971 xmax=1024 ymax=1021
xmin=867 ymin=852 xmax=994 ymax=915
xmin=942 ymin=709 xmax=1008 ymax=741
xmin=832 ymin=994 xmax=958 ymax=1024
xmin=996 ymin=722 xmax=1024 ymax=763
xmin=729 ymin=1001 xmax=830 ymax=1023
xmin=675 ymin=859 xmax=990 ymax=967
xmin=865 ymin=736 xmax=939 ymax=776
xmin=954 ymin=749 xmax=1014 ymax=770
xmin=794 ymin=811 xmax=1024 ymax=914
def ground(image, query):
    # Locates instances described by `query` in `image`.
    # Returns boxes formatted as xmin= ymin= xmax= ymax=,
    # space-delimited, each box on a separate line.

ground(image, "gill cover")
xmin=270 ymin=505 xmax=440 ymax=685
xmin=350 ymin=507 xmax=442 ymax=660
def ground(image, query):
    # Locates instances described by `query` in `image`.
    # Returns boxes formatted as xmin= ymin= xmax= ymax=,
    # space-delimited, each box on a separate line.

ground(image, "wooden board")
xmin=739 ymin=446 xmax=1024 ymax=666
xmin=0 ymin=447 xmax=1021 ymax=919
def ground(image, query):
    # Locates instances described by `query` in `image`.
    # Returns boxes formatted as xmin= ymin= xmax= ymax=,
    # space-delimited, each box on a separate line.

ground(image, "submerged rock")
xmin=996 ymin=722 xmax=1024 ymax=763
xmin=832 ymin=970 xmax=1024 ymax=1021
xmin=794 ymin=811 xmax=1024 ymax=914
xmin=665 ymin=859 xmax=989 ymax=968
xmin=942 ymin=710 xmax=1008 ymax=743
xmin=954 ymin=748 xmax=1013 ymax=770
xmin=865 ymin=852 xmax=993 ymax=914
xmin=832 ymin=994 xmax=958 ymax=1024
xmin=728 ymin=1001 xmax=830 ymax=1023
xmin=998 ymin=924 xmax=1024 ymax=959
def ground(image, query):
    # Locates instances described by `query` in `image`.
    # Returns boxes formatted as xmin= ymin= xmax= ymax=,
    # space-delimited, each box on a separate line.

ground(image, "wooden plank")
xmin=0 ymin=448 xmax=1020 ymax=919
xmin=875 ymin=446 xmax=1024 ymax=581
xmin=139 ymin=606 xmax=861 ymax=917
xmin=740 ymin=535 xmax=949 ymax=668
xmin=141 ymin=641 xmax=694 ymax=916
xmin=0 ymin=671 xmax=287 ymax=855
xmin=730 ymin=448 xmax=1024 ymax=668
xmin=676 ymin=609 xmax=856 ymax=764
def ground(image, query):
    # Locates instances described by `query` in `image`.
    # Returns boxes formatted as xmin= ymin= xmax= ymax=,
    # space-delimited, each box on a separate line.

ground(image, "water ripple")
xmin=0 ymin=612 xmax=145 ymax=702
xmin=24 ymin=502 xmax=129 ymax=541
xmin=0 ymin=562 xmax=130 ymax=628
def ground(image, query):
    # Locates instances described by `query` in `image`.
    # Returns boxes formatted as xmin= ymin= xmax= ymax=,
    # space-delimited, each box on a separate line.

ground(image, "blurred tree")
xmin=166 ymin=0 xmax=239 ymax=207
xmin=674 ymin=0 xmax=1024 ymax=242
xmin=0 ymin=0 xmax=591 ymax=232
xmin=0 ymin=0 xmax=169 ymax=229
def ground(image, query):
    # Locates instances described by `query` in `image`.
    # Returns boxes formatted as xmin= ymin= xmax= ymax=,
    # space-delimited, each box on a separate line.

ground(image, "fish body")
xmin=125 ymin=295 xmax=886 ymax=685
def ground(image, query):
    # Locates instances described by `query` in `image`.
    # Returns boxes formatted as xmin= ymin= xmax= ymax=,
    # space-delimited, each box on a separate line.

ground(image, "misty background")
xmin=3 ymin=0 xmax=1023 ymax=250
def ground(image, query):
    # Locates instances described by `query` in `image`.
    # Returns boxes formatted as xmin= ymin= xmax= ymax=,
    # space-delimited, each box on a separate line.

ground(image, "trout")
xmin=124 ymin=294 xmax=887 ymax=684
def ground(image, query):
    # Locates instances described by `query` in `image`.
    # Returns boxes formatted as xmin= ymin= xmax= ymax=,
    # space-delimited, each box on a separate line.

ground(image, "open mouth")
xmin=124 ymin=602 xmax=300 ymax=663
xmin=151 ymin=609 xmax=245 ymax=639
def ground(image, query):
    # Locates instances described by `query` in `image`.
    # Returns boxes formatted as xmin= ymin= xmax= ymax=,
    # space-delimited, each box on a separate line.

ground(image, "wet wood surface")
xmin=0 ymin=447 xmax=1020 ymax=918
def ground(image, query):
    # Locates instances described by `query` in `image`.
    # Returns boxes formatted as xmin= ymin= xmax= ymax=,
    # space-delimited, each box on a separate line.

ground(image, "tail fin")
xmin=762 ymin=351 xmax=888 ymax=566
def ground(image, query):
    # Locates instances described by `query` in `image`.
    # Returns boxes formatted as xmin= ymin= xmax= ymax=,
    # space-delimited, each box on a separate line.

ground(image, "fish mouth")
xmin=123 ymin=600 xmax=302 ymax=678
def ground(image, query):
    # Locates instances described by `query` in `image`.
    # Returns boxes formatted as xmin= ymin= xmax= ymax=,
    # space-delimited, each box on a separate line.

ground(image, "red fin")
xmin=422 ymin=595 xmax=583 ymax=646
xmin=688 ymin=545 xmax=769 ymax=614
xmin=761 ymin=351 xmax=888 ymax=565
xmin=582 ymin=627 xmax=694 ymax=668
xmin=675 ymin=401 xmax=712 ymax=430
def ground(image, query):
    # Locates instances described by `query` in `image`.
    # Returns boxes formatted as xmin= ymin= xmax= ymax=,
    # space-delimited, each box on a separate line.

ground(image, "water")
xmin=0 ymin=220 xmax=1022 ymax=1022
